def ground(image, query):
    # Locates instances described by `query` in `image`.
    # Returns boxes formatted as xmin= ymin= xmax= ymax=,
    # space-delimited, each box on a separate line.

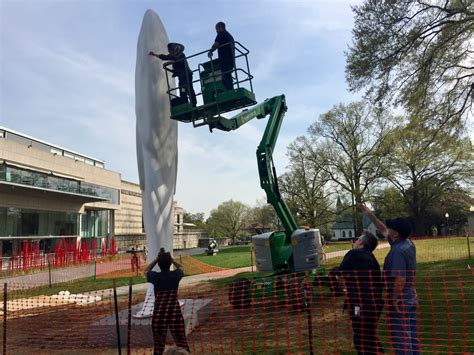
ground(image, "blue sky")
xmin=1 ymin=0 xmax=361 ymax=215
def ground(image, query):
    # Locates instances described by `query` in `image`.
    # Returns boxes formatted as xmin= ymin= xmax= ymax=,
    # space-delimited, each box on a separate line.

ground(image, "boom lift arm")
xmin=207 ymin=95 xmax=298 ymax=242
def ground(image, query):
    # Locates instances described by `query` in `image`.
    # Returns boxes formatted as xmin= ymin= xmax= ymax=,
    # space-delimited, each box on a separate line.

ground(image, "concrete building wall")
xmin=116 ymin=181 xmax=143 ymax=235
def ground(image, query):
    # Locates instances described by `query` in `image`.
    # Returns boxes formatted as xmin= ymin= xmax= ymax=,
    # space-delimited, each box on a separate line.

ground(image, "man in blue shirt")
xmin=145 ymin=249 xmax=190 ymax=355
xmin=358 ymin=204 xmax=420 ymax=354
xmin=208 ymin=21 xmax=235 ymax=91
xmin=338 ymin=231 xmax=384 ymax=354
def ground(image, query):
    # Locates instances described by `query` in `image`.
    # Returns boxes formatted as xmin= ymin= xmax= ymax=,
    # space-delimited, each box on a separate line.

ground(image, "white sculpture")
xmin=134 ymin=9 xmax=177 ymax=318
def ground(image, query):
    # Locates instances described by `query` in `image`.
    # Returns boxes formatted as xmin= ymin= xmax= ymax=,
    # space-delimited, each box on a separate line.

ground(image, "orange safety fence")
xmin=1 ymin=267 xmax=473 ymax=354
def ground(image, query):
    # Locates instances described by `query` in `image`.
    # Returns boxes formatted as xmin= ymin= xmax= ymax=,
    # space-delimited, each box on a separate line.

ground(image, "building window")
xmin=342 ymin=231 xmax=346 ymax=238
xmin=50 ymin=147 xmax=62 ymax=156
xmin=64 ymin=152 xmax=74 ymax=159
xmin=0 ymin=207 xmax=79 ymax=238
xmin=349 ymin=230 xmax=352 ymax=238
xmin=95 ymin=162 xmax=104 ymax=168
xmin=80 ymin=210 xmax=109 ymax=238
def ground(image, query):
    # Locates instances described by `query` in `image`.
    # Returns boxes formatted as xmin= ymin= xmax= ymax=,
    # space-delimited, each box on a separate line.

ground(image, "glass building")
xmin=0 ymin=126 xmax=121 ymax=261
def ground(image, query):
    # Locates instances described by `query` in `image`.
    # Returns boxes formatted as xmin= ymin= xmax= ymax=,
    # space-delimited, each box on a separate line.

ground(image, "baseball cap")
xmin=386 ymin=218 xmax=412 ymax=237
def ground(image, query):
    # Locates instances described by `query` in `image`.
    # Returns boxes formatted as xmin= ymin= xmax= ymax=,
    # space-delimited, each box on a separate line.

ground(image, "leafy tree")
xmin=346 ymin=0 xmax=474 ymax=124
xmin=249 ymin=198 xmax=277 ymax=231
xmin=183 ymin=211 xmax=206 ymax=229
xmin=371 ymin=186 xmax=410 ymax=221
xmin=307 ymin=101 xmax=394 ymax=234
xmin=205 ymin=200 xmax=250 ymax=244
xmin=279 ymin=136 xmax=334 ymax=230
xmin=384 ymin=119 xmax=473 ymax=235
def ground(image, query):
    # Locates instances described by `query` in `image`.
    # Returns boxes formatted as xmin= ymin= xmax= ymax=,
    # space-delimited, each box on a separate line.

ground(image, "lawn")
xmin=200 ymin=257 xmax=473 ymax=354
xmin=193 ymin=245 xmax=253 ymax=269
xmin=192 ymin=242 xmax=355 ymax=269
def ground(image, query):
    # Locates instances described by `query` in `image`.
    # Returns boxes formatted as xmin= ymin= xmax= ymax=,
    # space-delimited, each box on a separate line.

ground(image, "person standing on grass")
xmin=338 ymin=231 xmax=384 ymax=354
xmin=146 ymin=249 xmax=190 ymax=355
xmin=358 ymin=203 xmax=420 ymax=354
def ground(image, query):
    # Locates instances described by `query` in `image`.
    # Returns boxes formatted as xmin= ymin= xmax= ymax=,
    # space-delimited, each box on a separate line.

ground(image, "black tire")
xmin=228 ymin=278 xmax=251 ymax=309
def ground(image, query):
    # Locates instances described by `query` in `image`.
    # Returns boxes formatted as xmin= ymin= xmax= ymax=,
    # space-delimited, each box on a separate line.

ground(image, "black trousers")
xmin=178 ymin=75 xmax=196 ymax=107
xmin=152 ymin=300 xmax=190 ymax=355
xmin=350 ymin=304 xmax=384 ymax=354
xmin=219 ymin=60 xmax=234 ymax=91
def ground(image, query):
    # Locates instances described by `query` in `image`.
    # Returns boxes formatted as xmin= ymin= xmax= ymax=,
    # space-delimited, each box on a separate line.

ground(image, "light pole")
xmin=445 ymin=212 xmax=450 ymax=236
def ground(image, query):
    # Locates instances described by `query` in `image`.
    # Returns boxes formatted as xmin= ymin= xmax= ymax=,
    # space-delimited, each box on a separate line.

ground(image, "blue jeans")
xmin=387 ymin=298 xmax=420 ymax=354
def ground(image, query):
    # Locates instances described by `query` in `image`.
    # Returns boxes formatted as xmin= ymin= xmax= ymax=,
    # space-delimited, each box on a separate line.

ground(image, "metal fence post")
xmin=127 ymin=279 xmax=133 ymax=355
xmin=467 ymin=232 xmax=471 ymax=259
xmin=250 ymin=245 xmax=254 ymax=272
xmin=3 ymin=283 xmax=7 ymax=355
xmin=48 ymin=259 xmax=52 ymax=288
xmin=94 ymin=260 xmax=97 ymax=280
xmin=113 ymin=280 xmax=122 ymax=355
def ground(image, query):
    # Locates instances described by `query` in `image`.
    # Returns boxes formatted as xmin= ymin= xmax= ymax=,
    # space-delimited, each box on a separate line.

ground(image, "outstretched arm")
xmin=357 ymin=203 xmax=388 ymax=238
xmin=149 ymin=51 xmax=173 ymax=60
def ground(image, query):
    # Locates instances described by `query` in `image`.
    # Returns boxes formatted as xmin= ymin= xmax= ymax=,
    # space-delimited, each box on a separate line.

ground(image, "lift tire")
xmin=229 ymin=278 xmax=251 ymax=309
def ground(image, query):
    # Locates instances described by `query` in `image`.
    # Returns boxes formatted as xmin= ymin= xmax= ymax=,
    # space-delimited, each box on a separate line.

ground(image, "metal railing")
xmin=163 ymin=41 xmax=254 ymax=115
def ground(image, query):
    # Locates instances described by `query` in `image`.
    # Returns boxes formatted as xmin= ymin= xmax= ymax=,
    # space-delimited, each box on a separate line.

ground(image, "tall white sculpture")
xmin=135 ymin=9 xmax=177 ymax=317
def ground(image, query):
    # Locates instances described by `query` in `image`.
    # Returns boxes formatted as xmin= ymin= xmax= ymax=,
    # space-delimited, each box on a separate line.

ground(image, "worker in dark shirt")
xmin=338 ymin=231 xmax=384 ymax=354
xmin=208 ymin=21 xmax=235 ymax=91
xmin=145 ymin=248 xmax=190 ymax=355
xmin=150 ymin=43 xmax=197 ymax=107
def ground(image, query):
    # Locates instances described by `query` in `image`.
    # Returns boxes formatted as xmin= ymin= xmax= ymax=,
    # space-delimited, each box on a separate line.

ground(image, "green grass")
xmin=326 ymin=241 xmax=353 ymax=253
xmin=193 ymin=245 xmax=252 ymax=268
xmin=204 ymin=258 xmax=473 ymax=353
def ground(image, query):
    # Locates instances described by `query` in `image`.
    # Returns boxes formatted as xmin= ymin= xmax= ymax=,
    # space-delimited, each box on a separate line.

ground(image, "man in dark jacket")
xmin=338 ymin=231 xmax=384 ymax=354
xmin=208 ymin=21 xmax=235 ymax=91
xmin=145 ymin=248 xmax=190 ymax=355
xmin=150 ymin=43 xmax=196 ymax=107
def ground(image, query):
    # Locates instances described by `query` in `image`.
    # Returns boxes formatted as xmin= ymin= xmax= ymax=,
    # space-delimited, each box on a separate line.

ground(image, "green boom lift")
xmin=163 ymin=42 xmax=324 ymax=309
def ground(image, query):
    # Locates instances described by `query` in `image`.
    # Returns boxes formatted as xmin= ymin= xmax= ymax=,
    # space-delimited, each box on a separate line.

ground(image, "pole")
xmin=113 ymin=280 xmax=122 ymax=355
xmin=3 ymin=283 xmax=7 ymax=355
xmin=250 ymin=245 xmax=254 ymax=273
xmin=467 ymin=232 xmax=471 ymax=259
xmin=127 ymin=279 xmax=132 ymax=355
xmin=48 ymin=259 xmax=52 ymax=288
xmin=304 ymin=272 xmax=314 ymax=355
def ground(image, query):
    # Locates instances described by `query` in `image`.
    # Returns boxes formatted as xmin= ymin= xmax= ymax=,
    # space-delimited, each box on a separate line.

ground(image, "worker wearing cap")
xmin=150 ymin=43 xmax=197 ymax=108
xmin=358 ymin=203 xmax=420 ymax=354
